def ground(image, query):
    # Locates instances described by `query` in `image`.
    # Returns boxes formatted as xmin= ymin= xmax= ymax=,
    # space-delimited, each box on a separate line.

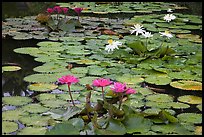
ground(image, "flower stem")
xmin=68 ymin=84 xmax=75 ymax=106
xmin=118 ymin=93 xmax=124 ymax=110
xmin=102 ymin=86 xmax=104 ymax=100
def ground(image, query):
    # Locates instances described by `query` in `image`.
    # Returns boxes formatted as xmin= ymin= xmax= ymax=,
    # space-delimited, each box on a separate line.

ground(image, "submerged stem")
xmin=68 ymin=84 xmax=75 ymax=106
xmin=118 ymin=93 xmax=124 ymax=110
xmin=102 ymin=86 xmax=104 ymax=100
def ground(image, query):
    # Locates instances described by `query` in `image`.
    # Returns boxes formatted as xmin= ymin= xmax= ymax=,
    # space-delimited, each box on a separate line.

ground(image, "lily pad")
xmin=2 ymin=66 xmax=21 ymax=72
xmin=19 ymin=114 xmax=51 ymax=126
xmin=20 ymin=103 xmax=50 ymax=113
xmin=2 ymin=96 xmax=32 ymax=106
xmin=116 ymin=74 xmax=144 ymax=85
xmin=2 ymin=121 xmax=18 ymax=134
xmin=40 ymin=99 xmax=68 ymax=108
xmin=28 ymin=83 xmax=58 ymax=92
xmin=146 ymin=94 xmax=174 ymax=103
xmin=37 ymin=41 xmax=62 ymax=47
xmin=169 ymin=102 xmax=190 ymax=109
xmin=17 ymin=127 xmax=47 ymax=135
xmin=2 ymin=109 xmax=27 ymax=121
xmin=177 ymin=113 xmax=202 ymax=124
xmin=144 ymin=75 xmax=172 ymax=85
xmin=177 ymin=95 xmax=202 ymax=104
xmin=170 ymin=80 xmax=202 ymax=91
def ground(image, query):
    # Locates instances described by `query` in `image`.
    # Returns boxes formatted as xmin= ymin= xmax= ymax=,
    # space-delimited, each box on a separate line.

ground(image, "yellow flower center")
xmin=165 ymin=30 xmax=170 ymax=34
xmin=108 ymin=39 xmax=113 ymax=44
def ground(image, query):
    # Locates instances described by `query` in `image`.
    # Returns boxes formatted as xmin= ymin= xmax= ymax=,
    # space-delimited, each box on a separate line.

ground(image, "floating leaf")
xmin=41 ymin=99 xmax=68 ymax=108
xmin=36 ymin=93 xmax=56 ymax=101
xmin=20 ymin=103 xmax=50 ymax=113
xmin=194 ymin=126 xmax=202 ymax=135
xmin=19 ymin=114 xmax=51 ymax=126
xmin=151 ymin=123 xmax=193 ymax=135
xmin=169 ymin=102 xmax=190 ymax=109
xmin=37 ymin=41 xmax=62 ymax=47
xmin=2 ymin=96 xmax=32 ymax=106
xmin=144 ymin=75 xmax=172 ymax=85
xmin=2 ymin=109 xmax=27 ymax=121
xmin=71 ymin=67 xmax=88 ymax=74
xmin=177 ymin=95 xmax=202 ymax=104
xmin=24 ymin=73 xmax=59 ymax=83
xmin=17 ymin=127 xmax=47 ymax=135
xmin=122 ymin=114 xmax=152 ymax=134
xmin=28 ymin=83 xmax=58 ymax=92
xmin=116 ymin=74 xmax=144 ymax=85
xmin=196 ymin=104 xmax=202 ymax=111
xmin=2 ymin=66 xmax=21 ymax=72
xmin=14 ymin=47 xmax=42 ymax=57
xmin=170 ymin=80 xmax=202 ymax=91
xmin=33 ymin=63 xmax=68 ymax=73
xmin=177 ymin=113 xmax=202 ymax=124
xmin=79 ymin=76 xmax=99 ymax=85
xmin=2 ymin=121 xmax=18 ymax=134
xmin=146 ymin=93 xmax=174 ymax=103
xmin=57 ymin=93 xmax=80 ymax=101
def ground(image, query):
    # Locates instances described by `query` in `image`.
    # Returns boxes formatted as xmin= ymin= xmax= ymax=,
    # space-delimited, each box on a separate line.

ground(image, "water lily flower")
xmin=74 ymin=7 xmax=83 ymax=14
xmin=130 ymin=24 xmax=146 ymax=36
xmin=93 ymin=78 xmax=112 ymax=100
xmin=62 ymin=7 xmax=69 ymax=14
xmin=105 ymin=39 xmax=122 ymax=53
xmin=58 ymin=75 xmax=79 ymax=106
xmin=74 ymin=7 xmax=83 ymax=20
xmin=125 ymin=88 xmax=136 ymax=94
xmin=111 ymin=82 xmax=127 ymax=93
xmin=58 ymin=75 xmax=79 ymax=86
xmin=159 ymin=30 xmax=173 ymax=39
xmin=167 ymin=8 xmax=173 ymax=13
xmin=163 ymin=14 xmax=176 ymax=22
xmin=47 ymin=8 xmax=54 ymax=14
xmin=53 ymin=6 xmax=62 ymax=13
xmin=142 ymin=31 xmax=153 ymax=38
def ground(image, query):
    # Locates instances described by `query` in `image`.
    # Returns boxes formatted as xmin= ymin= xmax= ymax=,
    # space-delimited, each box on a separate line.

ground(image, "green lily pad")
xmin=2 ymin=109 xmax=27 ymax=121
xmin=2 ymin=66 xmax=21 ymax=72
xmin=37 ymin=41 xmax=62 ymax=47
xmin=146 ymin=93 xmax=174 ymax=103
xmin=170 ymin=80 xmax=202 ymax=91
xmin=24 ymin=73 xmax=59 ymax=83
xmin=19 ymin=114 xmax=51 ymax=126
xmin=116 ymin=74 xmax=144 ymax=85
xmin=20 ymin=103 xmax=50 ymax=113
xmin=58 ymin=84 xmax=84 ymax=92
xmin=71 ymin=67 xmax=88 ymax=74
xmin=17 ymin=127 xmax=47 ymax=135
xmin=13 ymin=47 xmax=42 ymax=57
xmin=177 ymin=95 xmax=202 ymax=104
xmin=2 ymin=121 xmax=18 ymax=134
xmin=151 ymin=123 xmax=193 ymax=135
xmin=33 ymin=63 xmax=68 ymax=73
xmin=88 ymin=66 xmax=108 ymax=76
xmin=122 ymin=114 xmax=152 ymax=134
xmin=79 ymin=76 xmax=99 ymax=86
xmin=143 ymin=108 xmax=161 ymax=115
xmin=145 ymin=75 xmax=172 ymax=85
xmin=169 ymin=102 xmax=190 ymax=109
xmin=196 ymin=104 xmax=202 ymax=111
xmin=177 ymin=113 xmax=202 ymax=124
xmin=2 ymin=96 xmax=32 ymax=106
xmin=41 ymin=99 xmax=68 ymax=108
xmin=36 ymin=93 xmax=57 ymax=101
xmin=57 ymin=93 xmax=80 ymax=101
xmin=28 ymin=83 xmax=58 ymax=92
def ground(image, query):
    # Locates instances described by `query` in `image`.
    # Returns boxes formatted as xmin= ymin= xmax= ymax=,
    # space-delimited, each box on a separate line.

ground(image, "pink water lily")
xmin=62 ymin=7 xmax=69 ymax=14
xmin=126 ymin=88 xmax=136 ymax=94
xmin=53 ymin=6 xmax=62 ymax=13
xmin=58 ymin=75 xmax=79 ymax=106
xmin=74 ymin=7 xmax=83 ymax=14
xmin=92 ymin=78 xmax=112 ymax=87
xmin=58 ymin=75 xmax=79 ymax=86
xmin=111 ymin=82 xmax=127 ymax=93
xmin=47 ymin=8 xmax=54 ymax=14
xmin=92 ymin=78 xmax=112 ymax=100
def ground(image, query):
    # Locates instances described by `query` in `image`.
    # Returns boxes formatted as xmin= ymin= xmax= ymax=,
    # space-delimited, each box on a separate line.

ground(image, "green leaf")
xmin=2 ymin=121 xmax=18 ymax=134
xmin=2 ymin=96 xmax=32 ymax=106
xmin=177 ymin=113 xmax=202 ymax=124
xmin=17 ymin=127 xmax=47 ymax=135
xmin=28 ymin=83 xmax=58 ymax=92
xmin=122 ymin=114 xmax=152 ymax=134
xmin=46 ymin=122 xmax=80 ymax=135
xmin=2 ymin=66 xmax=21 ymax=72
xmin=126 ymin=40 xmax=147 ymax=55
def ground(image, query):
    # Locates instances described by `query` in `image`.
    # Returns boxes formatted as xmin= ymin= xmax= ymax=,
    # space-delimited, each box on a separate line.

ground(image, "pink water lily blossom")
xmin=53 ymin=6 xmax=62 ymax=13
xmin=47 ymin=8 xmax=54 ymax=14
xmin=62 ymin=7 xmax=69 ymax=14
xmin=126 ymin=88 xmax=136 ymax=94
xmin=74 ymin=7 xmax=83 ymax=14
xmin=58 ymin=75 xmax=79 ymax=86
xmin=111 ymin=82 xmax=127 ymax=93
xmin=92 ymin=78 xmax=112 ymax=87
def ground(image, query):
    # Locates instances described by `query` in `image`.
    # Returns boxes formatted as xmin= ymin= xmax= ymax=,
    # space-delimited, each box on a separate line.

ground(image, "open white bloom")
xmin=167 ymin=8 xmax=173 ymax=13
xmin=105 ymin=39 xmax=122 ymax=53
xmin=142 ymin=31 xmax=153 ymax=38
xmin=159 ymin=30 xmax=173 ymax=39
xmin=130 ymin=24 xmax=146 ymax=36
xmin=163 ymin=14 xmax=176 ymax=22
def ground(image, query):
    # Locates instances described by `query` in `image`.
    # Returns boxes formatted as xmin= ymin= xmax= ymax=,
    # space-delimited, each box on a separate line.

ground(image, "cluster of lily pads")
xmin=2 ymin=2 xmax=202 ymax=135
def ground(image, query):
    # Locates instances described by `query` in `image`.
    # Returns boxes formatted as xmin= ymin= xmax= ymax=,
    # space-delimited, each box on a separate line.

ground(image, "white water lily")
xmin=130 ymin=24 xmax=146 ymax=36
xmin=142 ymin=31 xmax=153 ymax=38
xmin=163 ymin=14 xmax=176 ymax=22
xmin=105 ymin=39 xmax=122 ymax=52
xmin=159 ymin=30 xmax=173 ymax=39
xmin=167 ymin=8 xmax=173 ymax=13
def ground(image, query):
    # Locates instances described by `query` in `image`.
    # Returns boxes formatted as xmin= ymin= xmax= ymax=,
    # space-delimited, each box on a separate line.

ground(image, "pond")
xmin=2 ymin=2 xmax=202 ymax=135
